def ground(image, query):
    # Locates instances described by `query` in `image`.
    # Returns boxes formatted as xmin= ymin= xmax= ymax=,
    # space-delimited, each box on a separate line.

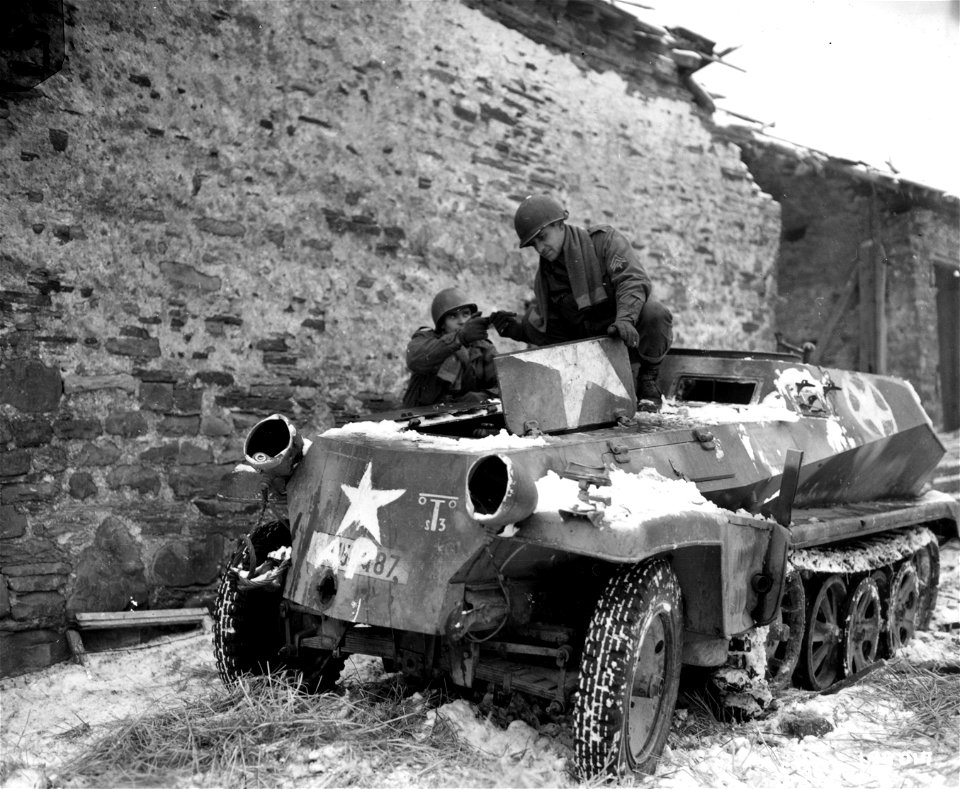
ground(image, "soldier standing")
xmin=402 ymin=287 xmax=499 ymax=408
xmin=490 ymin=194 xmax=673 ymax=411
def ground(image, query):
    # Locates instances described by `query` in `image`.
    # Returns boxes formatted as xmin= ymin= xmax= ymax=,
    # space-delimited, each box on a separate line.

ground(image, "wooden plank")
xmin=74 ymin=607 xmax=209 ymax=630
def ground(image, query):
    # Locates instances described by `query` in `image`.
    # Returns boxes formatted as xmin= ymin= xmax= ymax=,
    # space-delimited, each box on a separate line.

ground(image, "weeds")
xmin=879 ymin=659 xmax=960 ymax=747
xmin=55 ymin=670 xmax=498 ymax=788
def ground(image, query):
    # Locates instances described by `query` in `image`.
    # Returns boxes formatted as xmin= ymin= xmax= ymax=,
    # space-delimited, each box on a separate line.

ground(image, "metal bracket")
xmin=821 ymin=375 xmax=842 ymax=395
xmin=607 ymin=440 xmax=630 ymax=463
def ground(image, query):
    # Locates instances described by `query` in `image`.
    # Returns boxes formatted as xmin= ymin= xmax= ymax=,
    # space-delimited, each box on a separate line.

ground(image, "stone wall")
xmin=0 ymin=0 xmax=780 ymax=675
xmin=728 ymin=132 xmax=959 ymax=427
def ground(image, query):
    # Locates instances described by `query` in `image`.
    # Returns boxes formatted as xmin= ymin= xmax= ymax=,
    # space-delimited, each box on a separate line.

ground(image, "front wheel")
xmin=214 ymin=520 xmax=292 ymax=684
xmin=214 ymin=520 xmax=343 ymax=691
xmin=574 ymin=560 xmax=683 ymax=779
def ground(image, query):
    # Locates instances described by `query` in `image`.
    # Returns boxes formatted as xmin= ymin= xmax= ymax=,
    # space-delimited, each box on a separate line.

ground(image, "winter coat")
xmin=402 ymin=327 xmax=498 ymax=408
xmin=520 ymin=224 xmax=652 ymax=344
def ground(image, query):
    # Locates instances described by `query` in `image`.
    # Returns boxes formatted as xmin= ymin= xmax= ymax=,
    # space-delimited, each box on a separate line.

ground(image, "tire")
xmin=574 ymin=560 xmax=683 ymax=779
xmin=797 ymin=574 xmax=846 ymax=691
xmin=214 ymin=520 xmax=344 ymax=691
xmin=765 ymin=568 xmax=805 ymax=688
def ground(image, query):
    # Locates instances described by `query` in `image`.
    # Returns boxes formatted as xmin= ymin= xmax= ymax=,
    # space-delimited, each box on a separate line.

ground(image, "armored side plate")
xmin=495 ymin=336 xmax=636 ymax=434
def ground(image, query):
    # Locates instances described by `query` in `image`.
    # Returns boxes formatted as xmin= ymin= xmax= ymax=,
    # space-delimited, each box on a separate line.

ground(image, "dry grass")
xmin=878 ymin=658 xmax=960 ymax=748
xmin=55 ymin=670 xmax=506 ymax=788
xmin=41 ymin=649 xmax=960 ymax=787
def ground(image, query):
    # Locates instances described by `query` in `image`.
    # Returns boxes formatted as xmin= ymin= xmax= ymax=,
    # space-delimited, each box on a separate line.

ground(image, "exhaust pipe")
xmin=465 ymin=454 xmax=538 ymax=532
xmin=243 ymin=414 xmax=304 ymax=481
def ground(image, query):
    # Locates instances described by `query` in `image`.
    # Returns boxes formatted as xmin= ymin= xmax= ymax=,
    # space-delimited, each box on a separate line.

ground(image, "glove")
xmin=490 ymin=311 xmax=522 ymax=340
xmin=608 ymin=320 xmax=639 ymax=349
xmin=459 ymin=315 xmax=489 ymax=345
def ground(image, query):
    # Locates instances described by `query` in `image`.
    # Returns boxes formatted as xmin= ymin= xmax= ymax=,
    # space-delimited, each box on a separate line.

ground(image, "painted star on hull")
xmin=335 ymin=461 xmax=405 ymax=544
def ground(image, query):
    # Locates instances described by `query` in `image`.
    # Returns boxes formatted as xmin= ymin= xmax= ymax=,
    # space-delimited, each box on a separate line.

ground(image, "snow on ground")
xmin=1 ymin=542 xmax=958 ymax=788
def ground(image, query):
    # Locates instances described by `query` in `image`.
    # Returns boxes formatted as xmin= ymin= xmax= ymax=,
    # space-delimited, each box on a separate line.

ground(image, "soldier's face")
xmin=531 ymin=222 xmax=564 ymax=262
xmin=442 ymin=306 xmax=473 ymax=333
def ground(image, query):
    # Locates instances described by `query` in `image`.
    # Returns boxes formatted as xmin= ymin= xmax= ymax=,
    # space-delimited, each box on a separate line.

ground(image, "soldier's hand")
xmin=490 ymin=311 xmax=521 ymax=338
xmin=608 ymin=320 xmax=639 ymax=349
xmin=459 ymin=315 xmax=489 ymax=345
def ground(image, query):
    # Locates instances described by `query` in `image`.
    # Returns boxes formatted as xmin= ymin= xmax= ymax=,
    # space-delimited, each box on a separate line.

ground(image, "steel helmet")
xmin=513 ymin=194 xmax=567 ymax=248
xmin=430 ymin=287 xmax=476 ymax=326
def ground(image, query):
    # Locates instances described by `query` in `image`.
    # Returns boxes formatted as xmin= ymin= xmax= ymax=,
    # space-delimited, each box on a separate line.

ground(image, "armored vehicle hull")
xmin=214 ymin=343 xmax=957 ymax=778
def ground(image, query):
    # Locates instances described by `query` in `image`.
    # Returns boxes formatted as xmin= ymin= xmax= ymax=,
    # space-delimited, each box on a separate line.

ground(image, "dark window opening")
xmin=674 ymin=376 xmax=756 ymax=405
xmin=782 ymin=225 xmax=807 ymax=242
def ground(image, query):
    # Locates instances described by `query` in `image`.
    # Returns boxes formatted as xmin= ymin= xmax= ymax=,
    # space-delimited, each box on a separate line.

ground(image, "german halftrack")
xmin=213 ymin=338 xmax=957 ymax=778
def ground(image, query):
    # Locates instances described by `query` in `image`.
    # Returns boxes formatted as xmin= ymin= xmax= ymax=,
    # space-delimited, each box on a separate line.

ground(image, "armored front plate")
xmin=495 ymin=337 xmax=636 ymax=434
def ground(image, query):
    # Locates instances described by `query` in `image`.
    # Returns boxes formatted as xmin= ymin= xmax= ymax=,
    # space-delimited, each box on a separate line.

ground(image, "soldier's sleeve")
xmin=480 ymin=341 xmax=499 ymax=388
xmin=518 ymin=302 xmax=572 ymax=346
xmin=596 ymin=228 xmax=651 ymax=325
xmin=405 ymin=328 xmax=462 ymax=373
xmin=518 ymin=311 xmax=549 ymax=346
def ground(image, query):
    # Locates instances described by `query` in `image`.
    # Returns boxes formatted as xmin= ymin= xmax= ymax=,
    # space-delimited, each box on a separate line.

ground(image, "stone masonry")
xmin=727 ymin=132 xmax=960 ymax=428
xmin=0 ymin=0 xmax=781 ymax=675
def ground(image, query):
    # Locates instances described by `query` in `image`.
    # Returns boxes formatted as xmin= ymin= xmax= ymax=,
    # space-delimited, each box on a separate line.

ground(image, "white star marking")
xmin=334 ymin=461 xmax=405 ymax=545
xmin=292 ymin=463 xmax=405 ymax=596
xmin=531 ymin=342 xmax=631 ymax=426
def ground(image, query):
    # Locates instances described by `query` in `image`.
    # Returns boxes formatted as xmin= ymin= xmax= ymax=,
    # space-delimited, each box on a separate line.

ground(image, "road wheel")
xmin=842 ymin=576 xmax=882 ymax=676
xmin=214 ymin=520 xmax=344 ymax=691
xmin=913 ymin=541 xmax=940 ymax=630
xmin=886 ymin=562 xmax=920 ymax=654
xmin=574 ymin=560 xmax=683 ymax=779
xmin=765 ymin=568 xmax=805 ymax=688
xmin=797 ymin=574 xmax=846 ymax=690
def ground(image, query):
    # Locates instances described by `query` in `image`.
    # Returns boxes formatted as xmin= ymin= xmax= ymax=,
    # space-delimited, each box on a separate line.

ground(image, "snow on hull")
xmin=322 ymin=420 xmax=547 ymax=451
xmin=534 ymin=467 xmax=722 ymax=530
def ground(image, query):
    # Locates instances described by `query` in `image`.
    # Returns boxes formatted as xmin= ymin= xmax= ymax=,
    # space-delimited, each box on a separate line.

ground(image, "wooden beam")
xmin=74 ymin=607 xmax=210 ymax=630
xmin=858 ymin=239 xmax=883 ymax=372
xmin=874 ymin=241 xmax=888 ymax=374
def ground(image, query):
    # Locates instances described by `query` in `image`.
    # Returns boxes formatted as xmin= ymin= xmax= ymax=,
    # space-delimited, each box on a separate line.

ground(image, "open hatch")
xmin=382 ymin=337 xmax=637 ymax=438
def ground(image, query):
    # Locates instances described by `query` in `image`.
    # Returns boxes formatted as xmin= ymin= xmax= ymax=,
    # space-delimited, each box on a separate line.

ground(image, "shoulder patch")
xmin=609 ymin=255 xmax=627 ymax=273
